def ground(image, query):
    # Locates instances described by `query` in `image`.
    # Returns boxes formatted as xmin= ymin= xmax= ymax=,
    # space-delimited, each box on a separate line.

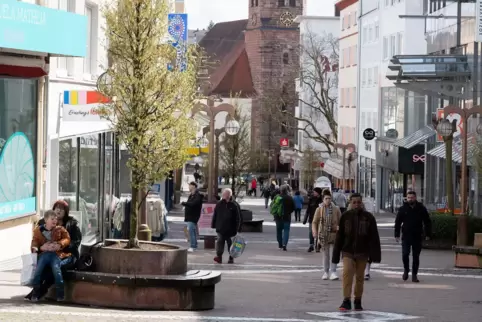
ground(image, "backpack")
xmin=270 ymin=195 xmax=284 ymax=217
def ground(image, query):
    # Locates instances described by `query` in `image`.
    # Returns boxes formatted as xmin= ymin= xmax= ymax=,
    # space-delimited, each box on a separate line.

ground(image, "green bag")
xmin=270 ymin=195 xmax=284 ymax=218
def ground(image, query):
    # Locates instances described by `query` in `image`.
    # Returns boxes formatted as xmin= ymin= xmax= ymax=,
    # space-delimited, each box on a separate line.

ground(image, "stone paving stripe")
xmin=307 ymin=311 xmax=420 ymax=321
xmin=371 ymin=268 xmax=482 ymax=279
xmin=0 ymin=309 xmax=340 ymax=322
xmin=388 ymin=283 xmax=456 ymax=289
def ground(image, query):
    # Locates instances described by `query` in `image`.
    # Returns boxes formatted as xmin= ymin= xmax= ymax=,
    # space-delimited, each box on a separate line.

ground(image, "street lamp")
xmin=191 ymin=98 xmax=239 ymax=201
xmin=334 ymin=143 xmax=357 ymax=191
xmin=440 ymin=105 xmax=482 ymax=246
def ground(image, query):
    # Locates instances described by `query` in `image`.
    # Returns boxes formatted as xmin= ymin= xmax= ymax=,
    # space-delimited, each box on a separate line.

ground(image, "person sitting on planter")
xmin=30 ymin=210 xmax=73 ymax=302
xmin=25 ymin=200 xmax=82 ymax=301
xmin=211 ymin=188 xmax=242 ymax=264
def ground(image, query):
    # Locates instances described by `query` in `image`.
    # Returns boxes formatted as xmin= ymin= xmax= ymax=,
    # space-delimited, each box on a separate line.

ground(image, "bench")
xmin=242 ymin=220 xmax=264 ymax=233
xmin=47 ymin=269 xmax=221 ymax=310
xmin=453 ymin=233 xmax=482 ymax=269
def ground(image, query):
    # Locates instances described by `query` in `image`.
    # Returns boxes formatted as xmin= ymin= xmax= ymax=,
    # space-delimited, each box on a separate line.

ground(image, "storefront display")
xmin=0 ymin=78 xmax=37 ymax=221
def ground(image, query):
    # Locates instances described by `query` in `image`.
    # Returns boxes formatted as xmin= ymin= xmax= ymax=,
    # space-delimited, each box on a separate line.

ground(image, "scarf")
xmin=318 ymin=203 xmax=333 ymax=250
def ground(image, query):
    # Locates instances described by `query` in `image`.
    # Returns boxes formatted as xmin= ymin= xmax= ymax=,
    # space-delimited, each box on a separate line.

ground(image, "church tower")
xmin=245 ymin=0 xmax=302 ymax=156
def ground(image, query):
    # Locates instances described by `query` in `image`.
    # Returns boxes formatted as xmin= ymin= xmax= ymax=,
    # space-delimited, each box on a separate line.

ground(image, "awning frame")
xmin=393 ymin=126 xmax=436 ymax=149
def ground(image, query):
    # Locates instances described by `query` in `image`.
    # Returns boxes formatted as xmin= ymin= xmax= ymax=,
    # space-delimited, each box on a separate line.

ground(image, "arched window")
xmin=283 ymin=52 xmax=289 ymax=64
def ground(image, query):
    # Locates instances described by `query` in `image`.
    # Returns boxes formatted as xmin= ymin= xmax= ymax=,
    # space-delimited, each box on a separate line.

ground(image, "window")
xmin=385 ymin=0 xmax=390 ymax=6
xmin=278 ymin=0 xmax=285 ymax=7
xmin=289 ymin=0 xmax=296 ymax=7
xmin=346 ymin=88 xmax=351 ymax=106
xmin=344 ymin=48 xmax=350 ymax=66
xmin=349 ymin=46 xmax=355 ymax=65
xmin=340 ymin=88 xmax=345 ymax=106
xmin=347 ymin=13 xmax=351 ymax=28
xmin=351 ymin=87 xmax=357 ymax=107
xmin=353 ymin=45 xmax=357 ymax=65
xmin=0 ymin=78 xmax=38 ymax=221
xmin=340 ymin=48 xmax=344 ymax=67
xmin=397 ymin=32 xmax=403 ymax=55
xmin=251 ymin=0 xmax=255 ymax=6
xmin=367 ymin=68 xmax=372 ymax=86
xmin=352 ymin=11 xmax=357 ymax=26
xmin=342 ymin=16 xmax=345 ymax=30
xmin=362 ymin=27 xmax=367 ymax=44
xmin=368 ymin=25 xmax=373 ymax=42
xmin=283 ymin=52 xmax=289 ymax=64
xmin=373 ymin=66 xmax=378 ymax=85
xmin=362 ymin=69 xmax=366 ymax=87
xmin=390 ymin=34 xmax=396 ymax=58
xmin=84 ymin=6 xmax=94 ymax=74
xmin=57 ymin=0 xmax=75 ymax=74
xmin=383 ymin=36 xmax=388 ymax=60
xmin=375 ymin=22 xmax=379 ymax=40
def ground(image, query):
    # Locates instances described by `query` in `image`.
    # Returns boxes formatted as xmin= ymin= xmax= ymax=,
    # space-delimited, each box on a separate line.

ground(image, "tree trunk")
xmin=445 ymin=137 xmax=455 ymax=215
xmin=127 ymin=184 xmax=140 ymax=248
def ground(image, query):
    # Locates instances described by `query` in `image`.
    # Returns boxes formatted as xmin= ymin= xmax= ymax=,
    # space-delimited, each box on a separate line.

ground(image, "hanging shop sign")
xmin=62 ymin=91 xmax=111 ymax=122
xmin=362 ymin=128 xmax=376 ymax=141
xmin=436 ymin=108 xmax=463 ymax=142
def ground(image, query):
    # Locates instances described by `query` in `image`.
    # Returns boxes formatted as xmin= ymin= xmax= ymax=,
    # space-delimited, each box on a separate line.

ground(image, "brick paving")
xmin=0 ymin=202 xmax=480 ymax=321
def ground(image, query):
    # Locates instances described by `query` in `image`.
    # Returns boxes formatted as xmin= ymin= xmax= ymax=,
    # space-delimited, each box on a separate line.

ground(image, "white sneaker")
xmin=187 ymin=248 xmax=195 ymax=252
xmin=322 ymin=272 xmax=329 ymax=280
xmin=329 ymin=271 xmax=339 ymax=280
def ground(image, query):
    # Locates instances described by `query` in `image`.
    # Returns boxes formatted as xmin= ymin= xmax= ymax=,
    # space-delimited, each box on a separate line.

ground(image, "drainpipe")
xmin=354 ymin=0 xmax=363 ymax=193
xmin=37 ymin=76 xmax=46 ymax=215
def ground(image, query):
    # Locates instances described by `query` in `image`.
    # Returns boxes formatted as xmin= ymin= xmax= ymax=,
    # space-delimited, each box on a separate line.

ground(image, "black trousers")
xmin=402 ymin=239 xmax=422 ymax=276
xmin=216 ymin=233 xmax=233 ymax=257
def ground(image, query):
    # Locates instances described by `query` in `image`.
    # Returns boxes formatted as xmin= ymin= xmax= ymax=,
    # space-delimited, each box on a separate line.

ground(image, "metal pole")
xmin=342 ymin=148 xmax=346 ymax=191
xmin=208 ymin=102 xmax=216 ymax=202
xmin=456 ymin=0 xmax=461 ymax=48
xmin=458 ymin=112 xmax=469 ymax=246
xmin=214 ymin=130 xmax=222 ymax=199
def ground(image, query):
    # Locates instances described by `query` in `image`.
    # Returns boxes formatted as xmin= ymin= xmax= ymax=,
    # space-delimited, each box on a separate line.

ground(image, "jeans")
xmin=294 ymin=209 xmax=301 ymax=221
xmin=32 ymin=252 xmax=73 ymax=299
xmin=216 ymin=233 xmax=233 ymax=257
xmin=308 ymin=222 xmax=314 ymax=246
xmin=276 ymin=220 xmax=291 ymax=247
xmin=402 ymin=238 xmax=422 ymax=276
xmin=186 ymin=222 xmax=198 ymax=249
xmin=322 ymin=244 xmax=337 ymax=273
xmin=342 ymin=257 xmax=367 ymax=300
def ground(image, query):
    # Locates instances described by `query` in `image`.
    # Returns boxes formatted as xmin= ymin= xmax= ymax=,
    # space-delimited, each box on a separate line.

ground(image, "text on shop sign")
xmin=0 ymin=4 xmax=46 ymax=25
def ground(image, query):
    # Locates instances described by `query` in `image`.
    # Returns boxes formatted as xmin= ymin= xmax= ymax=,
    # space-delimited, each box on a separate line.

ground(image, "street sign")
xmin=363 ymin=128 xmax=376 ymax=141
xmin=280 ymin=138 xmax=289 ymax=147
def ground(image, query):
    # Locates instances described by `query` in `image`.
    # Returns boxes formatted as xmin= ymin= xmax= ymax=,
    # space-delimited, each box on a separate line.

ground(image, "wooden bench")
xmin=241 ymin=220 xmax=264 ymax=233
xmin=453 ymin=233 xmax=482 ymax=269
xmin=48 ymin=269 xmax=221 ymax=310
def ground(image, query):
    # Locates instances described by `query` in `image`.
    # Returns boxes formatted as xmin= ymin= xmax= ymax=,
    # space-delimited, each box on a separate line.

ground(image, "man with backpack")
xmin=271 ymin=185 xmax=294 ymax=251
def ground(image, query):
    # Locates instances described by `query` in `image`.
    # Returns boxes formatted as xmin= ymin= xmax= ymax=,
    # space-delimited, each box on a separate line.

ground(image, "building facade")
xmin=0 ymin=0 xmax=87 ymax=267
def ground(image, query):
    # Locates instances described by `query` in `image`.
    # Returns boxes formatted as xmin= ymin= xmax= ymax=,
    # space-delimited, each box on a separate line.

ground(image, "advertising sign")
xmin=62 ymin=91 xmax=111 ymax=122
xmin=198 ymin=203 xmax=216 ymax=236
xmin=436 ymin=108 xmax=463 ymax=142
xmin=280 ymin=138 xmax=289 ymax=147
xmin=476 ymin=0 xmax=482 ymax=42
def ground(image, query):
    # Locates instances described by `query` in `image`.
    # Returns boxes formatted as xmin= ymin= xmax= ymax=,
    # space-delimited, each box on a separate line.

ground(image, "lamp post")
xmin=439 ymin=105 xmax=482 ymax=246
xmin=334 ymin=143 xmax=357 ymax=191
xmin=214 ymin=127 xmax=225 ymax=198
xmin=432 ymin=117 xmax=457 ymax=215
xmin=192 ymin=98 xmax=240 ymax=202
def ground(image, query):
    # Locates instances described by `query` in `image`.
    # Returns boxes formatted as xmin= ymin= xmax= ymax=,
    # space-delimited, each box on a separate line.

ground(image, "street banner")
xmin=167 ymin=13 xmax=188 ymax=72
xmin=198 ymin=203 xmax=216 ymax=236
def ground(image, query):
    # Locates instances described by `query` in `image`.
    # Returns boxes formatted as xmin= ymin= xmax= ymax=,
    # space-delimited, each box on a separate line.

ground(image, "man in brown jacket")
xmin=312 ymin=192 xmax=341 ymax=281
xmin=332 ymin=193 xmax=381 ymax=312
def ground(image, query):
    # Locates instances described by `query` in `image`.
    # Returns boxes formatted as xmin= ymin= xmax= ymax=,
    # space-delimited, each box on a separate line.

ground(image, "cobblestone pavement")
xmin=1 ymin=201 xmax=481 ymax=321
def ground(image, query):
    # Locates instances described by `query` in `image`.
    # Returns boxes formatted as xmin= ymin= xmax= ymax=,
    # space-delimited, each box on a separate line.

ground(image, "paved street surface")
xmin=1 ymin=198 xmax=481 ymax=321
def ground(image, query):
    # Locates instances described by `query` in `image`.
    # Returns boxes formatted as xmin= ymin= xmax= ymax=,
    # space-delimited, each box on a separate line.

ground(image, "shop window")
xmin=0 ymin=78 xmax=38 ymax=221
xmin=59 ymin=139 xmax=78 ymax=198
xmin=283 ymin=52 xmax=289 ymax=64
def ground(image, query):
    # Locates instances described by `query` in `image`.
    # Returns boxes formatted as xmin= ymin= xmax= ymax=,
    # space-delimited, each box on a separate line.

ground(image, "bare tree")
xmin=282 ymin=29 xmax=339 ymax=154
xmin=300 ymin=145 xmax=322 ymax=189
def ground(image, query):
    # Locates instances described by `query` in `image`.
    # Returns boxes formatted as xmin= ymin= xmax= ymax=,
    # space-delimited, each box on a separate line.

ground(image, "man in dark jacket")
xmin=211 ymin=188 xmax=242 ymax=264
xmin=332 ymin=193 xmax=381 ymax=312
xmin=395 ymin=191 xmax=432 ymax=283
xmin=276 ymin=185 xmax=295 ymax=251
xmin=303 ymin=187 xmax=323 ymax=252
xmin=181 ymin=182 xmax=203 ymax=252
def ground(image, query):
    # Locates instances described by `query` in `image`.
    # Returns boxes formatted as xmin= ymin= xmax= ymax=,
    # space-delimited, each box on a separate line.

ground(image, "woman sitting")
xmin=25 ymin=200 xmax=82 ymax=301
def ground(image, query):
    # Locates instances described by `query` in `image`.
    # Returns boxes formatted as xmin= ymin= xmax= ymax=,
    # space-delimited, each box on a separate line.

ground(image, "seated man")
xmin=30 ymin=210 xmax=72 ymax=302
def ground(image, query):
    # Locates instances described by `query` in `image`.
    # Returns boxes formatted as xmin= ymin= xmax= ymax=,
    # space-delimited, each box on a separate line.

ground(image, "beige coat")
xmin=312 ymin=204 xmax=342 ymax=245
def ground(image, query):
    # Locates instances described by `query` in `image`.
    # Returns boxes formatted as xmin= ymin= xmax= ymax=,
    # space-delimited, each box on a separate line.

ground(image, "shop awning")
xmin=426 ymin=134 xmax=477 ymax=165
xmin=322 ymin=159 xmax=356 ymax=180
xmin=393 ymin=126 xmax=436 ymax=149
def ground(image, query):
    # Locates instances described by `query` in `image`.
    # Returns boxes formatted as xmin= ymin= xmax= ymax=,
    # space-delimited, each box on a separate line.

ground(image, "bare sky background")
xmin=185 ymin=0 xmax=336 ymax=30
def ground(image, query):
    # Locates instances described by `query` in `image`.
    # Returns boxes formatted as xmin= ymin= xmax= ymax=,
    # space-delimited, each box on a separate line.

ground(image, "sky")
xmin=185 ymin=0 xmax=336 ymax=30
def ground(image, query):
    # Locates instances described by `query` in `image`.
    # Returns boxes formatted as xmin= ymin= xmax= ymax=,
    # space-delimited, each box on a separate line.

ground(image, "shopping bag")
xmin=20 ymin=253 xmax=37 ymax=286
xmin=229 ymin=235 xmax=247 ymax=258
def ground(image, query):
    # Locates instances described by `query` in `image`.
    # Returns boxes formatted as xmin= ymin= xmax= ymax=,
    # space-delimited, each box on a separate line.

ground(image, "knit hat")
xmin=313 ymin=187 xmax=323 ymax=195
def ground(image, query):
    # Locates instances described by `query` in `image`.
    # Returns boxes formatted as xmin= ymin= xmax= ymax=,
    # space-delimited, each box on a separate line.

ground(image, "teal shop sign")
xmin=0 ymin=0 xmax=87 ymax=57
xmin=0 ymin=132 xmax=36 ymax=222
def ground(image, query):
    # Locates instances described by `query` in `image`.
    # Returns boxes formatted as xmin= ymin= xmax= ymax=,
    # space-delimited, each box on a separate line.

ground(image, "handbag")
xmin=229 ymin=234 xmax=246 ymax=258
xmin=75 ymin=241 xmax=103 ymax=272
xmin=20 ymin=253 xmax=37 ymax=286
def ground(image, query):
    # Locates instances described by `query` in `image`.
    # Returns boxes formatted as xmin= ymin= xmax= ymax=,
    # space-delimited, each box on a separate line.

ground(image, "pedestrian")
xmin=273 ymin=184 xmax=295 ymax=251
xmin=251 ymin=178 xmax=257 ymax=197
xmin=347 ymin=198 xmax=372 ymax=281
xmin=333 ymin=192 xmax=348 ymax=213
xmin=303 ymin=187 xmax=323 ymax=252
xmin=181 ymin=181 xmax=203 ymax=252
xmin=211 ymin=188 xmax=242 ymax=264
xmin=332 ymin=193 xmax=381 ymax=311
xmin=394 ymin=191 xmax=432 ymax=283
xmin=312 ymin=192 xmax=342 ymax=280
xmin=262 ymin=185 xmax=271 ymax=209
xmin=270 ymin=185 xmax=280 ymax=202
xmin=293 ymin=191 xmax=304 ymax=222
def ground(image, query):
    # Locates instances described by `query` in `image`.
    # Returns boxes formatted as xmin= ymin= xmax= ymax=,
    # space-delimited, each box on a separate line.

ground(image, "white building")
xmin=357 ymin=0 xmax=426 ymax=212
xmin=294 ymin=15 xmax=339 ymax=188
